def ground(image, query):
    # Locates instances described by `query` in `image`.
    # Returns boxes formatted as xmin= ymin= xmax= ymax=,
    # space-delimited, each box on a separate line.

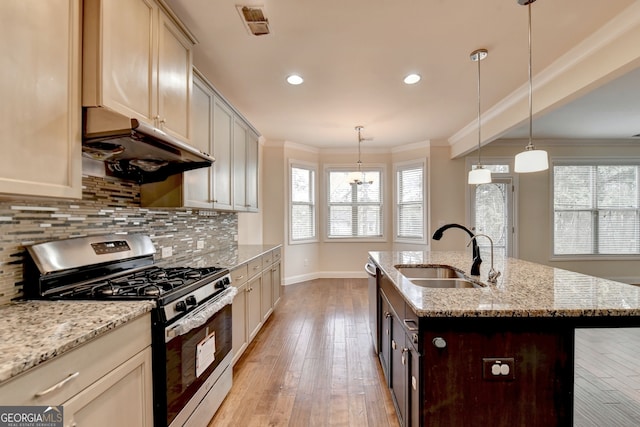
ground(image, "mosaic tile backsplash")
xmin=0 ymin=176 xmax=238 ymax=305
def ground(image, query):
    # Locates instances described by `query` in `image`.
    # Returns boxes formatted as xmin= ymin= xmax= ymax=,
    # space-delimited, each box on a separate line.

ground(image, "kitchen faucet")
xmin=467 ymin=233 xmax=501 ymax=284
xmin=432 ymin=223 xmax=482 ymax=276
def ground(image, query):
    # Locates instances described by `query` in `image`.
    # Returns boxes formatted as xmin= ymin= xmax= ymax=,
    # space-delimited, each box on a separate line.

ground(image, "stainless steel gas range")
xmin=23 ymin=234 xmax=236 ymax=427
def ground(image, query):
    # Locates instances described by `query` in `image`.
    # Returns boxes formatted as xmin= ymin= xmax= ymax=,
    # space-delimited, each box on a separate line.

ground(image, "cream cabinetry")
xmin=140 ymin=69 xmax=259 ymax=212
xmin=0 ymin=314 xmax=153 ymax=427
xmin=83 ymin=0 xmax=195 ymax=142
xmin=0 ymin=0 xmax=82 ymax=199
xmin=230 ymin=247 xmax=283 ymax=366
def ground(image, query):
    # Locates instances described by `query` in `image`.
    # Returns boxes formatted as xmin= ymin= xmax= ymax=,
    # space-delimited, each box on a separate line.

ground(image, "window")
xmin=290 ymin=163 xmax=317 ymax=242
xmin=395 ymin=162 xmax=425 ymax=242
xmin=553 ymin=163 xmax=640 ymax=256
xmin=327 ymin=168 xmax=383 ymax=239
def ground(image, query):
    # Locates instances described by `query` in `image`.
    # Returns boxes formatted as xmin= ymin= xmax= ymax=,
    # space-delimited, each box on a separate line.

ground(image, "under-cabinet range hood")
xmin=82 ymin=107 xmax=214 ymax=184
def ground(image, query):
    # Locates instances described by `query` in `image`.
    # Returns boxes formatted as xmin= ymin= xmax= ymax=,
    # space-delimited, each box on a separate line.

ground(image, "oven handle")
xmin=165 ymin=287 xmax=237 ymax=342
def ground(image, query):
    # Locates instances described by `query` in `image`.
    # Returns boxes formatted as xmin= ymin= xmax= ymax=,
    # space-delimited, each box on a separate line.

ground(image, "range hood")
xmin=82 ymin=107 xmax=214 ymax=184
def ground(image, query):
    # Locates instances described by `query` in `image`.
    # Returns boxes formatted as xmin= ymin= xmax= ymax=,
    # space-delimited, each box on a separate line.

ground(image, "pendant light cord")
xmin=526 ymin=2 xmax=534 ymax=150
xmin=477 ymin=50 xmax=482 ymax=166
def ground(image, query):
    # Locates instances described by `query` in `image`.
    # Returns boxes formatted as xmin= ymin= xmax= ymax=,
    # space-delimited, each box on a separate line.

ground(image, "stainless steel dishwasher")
xmin=365 ymin=258 xmax=379 ymax=353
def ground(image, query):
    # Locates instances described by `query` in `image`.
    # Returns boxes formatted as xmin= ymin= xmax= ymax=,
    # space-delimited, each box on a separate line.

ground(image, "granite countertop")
xmin=369 ymin=250 xmax=640 ymax=318
xmin=0 ymin=300 xmax=155 ymax=383
xmin=0 ymin=244 xmax=281 ymax=385
xmin=159 ymin=244 xmax=282 ymax=270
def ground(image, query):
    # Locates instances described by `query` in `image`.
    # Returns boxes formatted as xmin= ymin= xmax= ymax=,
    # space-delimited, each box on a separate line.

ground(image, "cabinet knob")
xmin=432 ymin=337 xmax=447 ymax=349
xmin=391 ymin=339 xmax=397 ymax=350
xmin=401 ymin=347 xmax=409 ymax=365
xmin=384 ymin=311 xmax=392 ymax=319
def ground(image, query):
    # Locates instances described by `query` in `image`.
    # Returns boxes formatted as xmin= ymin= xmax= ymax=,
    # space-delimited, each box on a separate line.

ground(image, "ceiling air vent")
xmin=237 ymin=5 xmax=270 ymax=36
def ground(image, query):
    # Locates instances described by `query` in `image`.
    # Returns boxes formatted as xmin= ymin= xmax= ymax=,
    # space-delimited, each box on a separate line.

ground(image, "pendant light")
xmin=349 ymin=126 xmax=373 ymax=185
xmin=514 ymin=0 xmax=548 ymax=173
xmin=468 ymin=48 xmax=492 ymax=185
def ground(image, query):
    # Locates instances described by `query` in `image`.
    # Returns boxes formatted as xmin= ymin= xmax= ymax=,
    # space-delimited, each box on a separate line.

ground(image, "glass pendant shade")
xmin=514 ymin=148 xmax=548 ymax=172
xmin=468 ymin=167 xmax=492 ymax=184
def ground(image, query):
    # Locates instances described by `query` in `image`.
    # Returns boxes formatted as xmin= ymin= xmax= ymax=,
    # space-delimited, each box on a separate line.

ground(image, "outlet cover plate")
xmin=482 ymin=357 xmax=515 ymax=381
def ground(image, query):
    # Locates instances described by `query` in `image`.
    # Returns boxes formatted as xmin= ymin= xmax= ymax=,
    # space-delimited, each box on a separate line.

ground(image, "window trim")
xmin=393 ymin=159 xmax=427 ymax=244
xmin=323 ymin=164 xmax=386 ymax=243
xmin=550 ymin=156 xmax=640 ymax=261
xmin=289 ymin=160 xmax=318 ymax=245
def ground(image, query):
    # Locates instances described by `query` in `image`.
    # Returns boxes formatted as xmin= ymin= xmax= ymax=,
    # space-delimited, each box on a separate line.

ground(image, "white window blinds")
xmin=396 ymin=164 xmax=424 ymax=240
xmin=327 ymin=169 xmax=382 ymax=239
xmin=290 ymin=165 xmax=316 ymax=242
xmin=553 ymin=164 xmax=640 ymax=255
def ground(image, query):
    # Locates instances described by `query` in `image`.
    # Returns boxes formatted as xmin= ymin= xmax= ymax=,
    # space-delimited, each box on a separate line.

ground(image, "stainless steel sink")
xmin=408 ymin=278 xmax=480 ymax=289
xmin=395 ymin=266 xmax=465 ymax=279
xmin=394 ymin=265 xmax=483 ymax=289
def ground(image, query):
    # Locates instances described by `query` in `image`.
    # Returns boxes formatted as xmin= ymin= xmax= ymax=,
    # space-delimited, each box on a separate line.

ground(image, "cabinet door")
xmin=212 ymin=97 xmax=234 ymax=210
xmin=233 ymin=119 xmax=248 ymax=211
xmin=0 ymin=0 xmax=82 ymax=199
xmin=408 ymin=341 xmax=421 ymax=427
xmin=261 ymin=269 xmax=273 ymax=321
xmin=390 ymin=314 xmax=408 ymax=427
xmin=271 ymin=261 xmax=282 ymax=307
xmin=83 ymin=0 xmax=157 ymax=124
xmin=183 ymin=73 xmax=213 ymax=208
xmin=245 ymin=129 xmax=259 ymax=212
xmin=63 ymin=348 xmax=153 ymax=427
xmin=157 ymin=7 xmax=192 ymax=141
xmin=232 ymin=282 xmax=248 ymax=366
xmin=247 ymin=275 xmax=262 ymax=341
xmin=379 ymin=294 xmax=392 ymax=384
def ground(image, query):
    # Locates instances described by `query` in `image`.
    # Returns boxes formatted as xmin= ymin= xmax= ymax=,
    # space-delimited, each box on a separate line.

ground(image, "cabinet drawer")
xmin=262 ymin=251 xmax=273 ymax=268
xmin=0 ymin=314 xmax=150 ymax=406
xmin=230 ymin=264 xmax=248 ymax=286
xmin=272 ymin=248 xmax=282 ymax=263
xmin=248 ymin=256 xmax=263 ymax=278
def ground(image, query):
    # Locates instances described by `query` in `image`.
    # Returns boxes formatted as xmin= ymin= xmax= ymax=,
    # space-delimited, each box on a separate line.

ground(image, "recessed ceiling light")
xmin=286 ymin=74 xmax=304 ymax=85
xmin=403 ymin=73 xmax=421 ymax=85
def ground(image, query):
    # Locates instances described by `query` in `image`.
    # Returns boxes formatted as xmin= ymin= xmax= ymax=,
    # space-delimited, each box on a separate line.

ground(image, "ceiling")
xmin=165 ymin=0 xmax=640 ymax=151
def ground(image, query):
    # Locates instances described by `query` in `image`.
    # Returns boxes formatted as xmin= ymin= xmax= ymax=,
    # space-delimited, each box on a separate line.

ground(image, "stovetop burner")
xmin=54 ymin=266 xmax=226 ymax=300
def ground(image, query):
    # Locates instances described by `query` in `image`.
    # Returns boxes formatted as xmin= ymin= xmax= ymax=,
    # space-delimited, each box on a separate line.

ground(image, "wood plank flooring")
xmin=209 ymin=278 xmax=640 ymax=426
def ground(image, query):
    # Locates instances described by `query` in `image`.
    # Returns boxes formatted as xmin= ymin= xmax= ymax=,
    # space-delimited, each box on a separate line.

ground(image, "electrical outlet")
xmin=196 ymin=240 xmax=205 ymax=250
xmin=482 ymin=357 xmax=515 ymax=381
xmin=161 ymin=246 xmax=173 ymax=258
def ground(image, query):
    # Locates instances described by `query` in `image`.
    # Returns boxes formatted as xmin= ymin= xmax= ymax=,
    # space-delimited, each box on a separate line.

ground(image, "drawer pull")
xmin=236 ymin=275 xmax=244 ymax=280
xmin=35 ymin=372 xmax=79 ymax=397
xmin=403 ymin=319 xmax=419 ymax=332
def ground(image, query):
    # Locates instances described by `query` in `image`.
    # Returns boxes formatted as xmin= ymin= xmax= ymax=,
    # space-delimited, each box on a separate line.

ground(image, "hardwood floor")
xmin=210 ymin=278 xmax=640 ymax=426
xmin=210 ymin=279 xmax=399 ymax=427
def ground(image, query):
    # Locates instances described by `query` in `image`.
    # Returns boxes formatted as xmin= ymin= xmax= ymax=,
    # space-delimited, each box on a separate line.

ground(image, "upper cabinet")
xmin=140 ymin=69 xmax=260 ymax=212
xmin=0 ymin=0 xmax=82 ymax=199
xmin=82 ymin=0 xmax=195 ymax=142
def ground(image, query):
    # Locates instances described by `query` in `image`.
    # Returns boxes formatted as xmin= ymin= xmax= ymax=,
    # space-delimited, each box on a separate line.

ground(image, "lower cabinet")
xmin=0 ymin=314 xmax=153 ymax=426
xmin=231 ymin=280 xmax=249 ymax=366
xmin=230 ymin=246 xmax=283 ymax=366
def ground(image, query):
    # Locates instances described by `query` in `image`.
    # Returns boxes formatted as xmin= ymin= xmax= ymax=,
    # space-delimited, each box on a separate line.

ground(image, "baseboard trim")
xmin=284 ymin=270 xmax=367 ymax=285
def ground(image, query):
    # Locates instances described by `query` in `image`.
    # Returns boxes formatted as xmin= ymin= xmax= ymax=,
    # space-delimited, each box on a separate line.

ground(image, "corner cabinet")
xmin=83 ymin=0 xmax=195 ymax=142
xmin=140 ymin=69 xmax=260 ymax=212
xmin=0 ymin=314 xmax=153 ymax=427
xmin=0 ymin=0 xmax=82 ymax=199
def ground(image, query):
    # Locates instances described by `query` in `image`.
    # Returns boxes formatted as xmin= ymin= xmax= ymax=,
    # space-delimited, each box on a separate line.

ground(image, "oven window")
xmin=165 ymin=304 xmax=232 ymax=424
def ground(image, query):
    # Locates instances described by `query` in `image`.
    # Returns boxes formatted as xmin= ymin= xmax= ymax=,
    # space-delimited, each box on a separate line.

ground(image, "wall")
xmin=0 ymin=176 xmax=237 ymax=306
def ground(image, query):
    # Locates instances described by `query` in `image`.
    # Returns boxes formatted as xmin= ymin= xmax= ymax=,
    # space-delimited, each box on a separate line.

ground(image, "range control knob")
xmin=185 ymin=295 xmax=197 ymax=306
xmin=175 ymin=301 xmax=187 ymax=312
xmin=216 ymin=277 xmax=230 ymax=289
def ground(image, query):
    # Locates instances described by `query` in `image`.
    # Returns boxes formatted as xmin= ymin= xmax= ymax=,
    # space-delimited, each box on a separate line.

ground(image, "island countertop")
xmin=369 ymin=250 xmax=640 ymax=318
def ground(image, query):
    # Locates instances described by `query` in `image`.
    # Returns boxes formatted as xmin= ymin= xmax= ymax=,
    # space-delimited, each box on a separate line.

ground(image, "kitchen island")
xmin=369 ymin=250 xmax=640 ymax=427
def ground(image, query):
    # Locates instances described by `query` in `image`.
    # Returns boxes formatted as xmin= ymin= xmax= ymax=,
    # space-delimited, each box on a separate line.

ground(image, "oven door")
xmin=163 ymin=298 xmax=232 ymax=426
